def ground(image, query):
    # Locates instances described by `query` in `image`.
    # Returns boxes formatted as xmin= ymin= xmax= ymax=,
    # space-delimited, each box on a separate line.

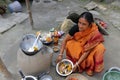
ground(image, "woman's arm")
xmin=59 ymin=34 xmax=73 ymax=55
xmin=76 ymin=51 xmax=90 ymax=65
xmin=73 ymin=51 xmax=90 ymax=71
xmin=56 ymin=34 xmax=73 ymax=63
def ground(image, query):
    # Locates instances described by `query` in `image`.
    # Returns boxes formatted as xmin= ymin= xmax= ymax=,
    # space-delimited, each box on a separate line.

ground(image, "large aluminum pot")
xmin=20 ymin=34 xmax=43 ymax=56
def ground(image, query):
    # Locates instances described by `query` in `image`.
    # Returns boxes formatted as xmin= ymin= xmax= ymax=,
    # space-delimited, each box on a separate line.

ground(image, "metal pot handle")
xmin=108 ymin=67 xmax=120 ymax=72
xmin=19 ymin=70 xmax=25 ymax=79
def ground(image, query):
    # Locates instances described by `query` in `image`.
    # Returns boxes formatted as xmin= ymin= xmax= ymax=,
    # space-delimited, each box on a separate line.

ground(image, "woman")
xmin=56 ymin=12 xmax=105 ymax=76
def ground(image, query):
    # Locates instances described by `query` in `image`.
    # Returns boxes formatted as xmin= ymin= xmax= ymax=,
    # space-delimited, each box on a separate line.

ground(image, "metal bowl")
xmin=39 ymin=75 xmax=52 ymax=80
xmin=53 ymin=46 xmax=60 ymax=52
xmin=42 ymin=40 xmax=53 ymax=45
xmin=56 ymin=59 xmax=74 ymax=76
xmin=40 ymin=36 xmax=53 ymax=45
xmin=20 ymin=34 xmax=43 ymax=56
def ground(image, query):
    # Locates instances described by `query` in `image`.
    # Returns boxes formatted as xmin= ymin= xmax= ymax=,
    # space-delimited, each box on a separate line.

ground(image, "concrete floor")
xmin=0 ymin=0 xmax=120 ymax=80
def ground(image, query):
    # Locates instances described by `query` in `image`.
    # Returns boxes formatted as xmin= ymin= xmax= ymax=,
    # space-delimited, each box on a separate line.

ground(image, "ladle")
xmin=28 ymin=33 xmax=41 ymax=52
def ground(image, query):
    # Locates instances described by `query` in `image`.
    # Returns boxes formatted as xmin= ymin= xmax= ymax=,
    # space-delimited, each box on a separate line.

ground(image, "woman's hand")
xmin=56 ymin=34 xmax=72 ymax=63
xmin=56 ymin=54 xmax=63 ymax=63
xmin=73 ymin=62 xmax=79 ymax=72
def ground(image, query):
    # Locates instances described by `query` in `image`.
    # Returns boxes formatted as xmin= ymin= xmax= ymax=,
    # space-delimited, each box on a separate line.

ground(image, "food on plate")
xmin=53 ymin=47 xmax=59 ymax=52
xmin=56 ymin=59 xmax=74 ymax=76
xmin=46 ymin=37 xmax=52 ymax=42
xmin=69 ymin=77 xmax=78 ymax=80
xmin=58 ymin=61 xmax=72 ymax=74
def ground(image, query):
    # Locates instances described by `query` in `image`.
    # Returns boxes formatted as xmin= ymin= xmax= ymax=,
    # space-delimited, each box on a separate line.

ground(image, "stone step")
xmin=0 ymin=13 xmax=28 ymax=34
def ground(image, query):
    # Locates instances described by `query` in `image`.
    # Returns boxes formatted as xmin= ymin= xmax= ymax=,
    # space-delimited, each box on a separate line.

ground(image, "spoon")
xmin=28 ymin=33 xmax=41 ymax=52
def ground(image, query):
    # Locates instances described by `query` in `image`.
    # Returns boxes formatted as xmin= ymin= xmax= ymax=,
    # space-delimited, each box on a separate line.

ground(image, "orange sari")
xmin=66 ymin=23 xmax=105 ymax=75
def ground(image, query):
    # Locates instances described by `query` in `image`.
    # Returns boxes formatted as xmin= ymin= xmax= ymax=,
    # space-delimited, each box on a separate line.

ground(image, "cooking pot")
xmin=20 ymin=34 xmax=43 ymax=56
xmin=19 ymin=70 xmax=37 ymax=80
xmin=21 ymin=75 xmax=37 ymax=80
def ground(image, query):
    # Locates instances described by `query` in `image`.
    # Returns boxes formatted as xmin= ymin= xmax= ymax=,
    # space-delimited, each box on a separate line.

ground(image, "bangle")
xmin=75 ymin=62 xmax=79 ymax=66
xmin=58 ymin=54 xmax=63 ymax=56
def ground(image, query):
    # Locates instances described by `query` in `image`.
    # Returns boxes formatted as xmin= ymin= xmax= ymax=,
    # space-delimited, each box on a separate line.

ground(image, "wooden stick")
xmin=25 ymin=0 xmax=34 ymax=29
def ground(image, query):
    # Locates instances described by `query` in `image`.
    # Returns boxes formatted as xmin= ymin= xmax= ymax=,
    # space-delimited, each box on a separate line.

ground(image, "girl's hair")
xmin=79 ymin=12 xmax=94 ymax=25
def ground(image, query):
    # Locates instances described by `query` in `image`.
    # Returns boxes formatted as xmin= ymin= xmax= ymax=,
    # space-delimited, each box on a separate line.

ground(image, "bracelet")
xmin=58 ymin=54 xmax=63 ymax=56
xmin=75 ymin=62 xmax=79 ymax=66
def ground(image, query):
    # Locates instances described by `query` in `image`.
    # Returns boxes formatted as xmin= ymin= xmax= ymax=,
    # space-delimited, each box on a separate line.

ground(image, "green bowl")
xmin=102 ymin=71 xmax=120 ymax=80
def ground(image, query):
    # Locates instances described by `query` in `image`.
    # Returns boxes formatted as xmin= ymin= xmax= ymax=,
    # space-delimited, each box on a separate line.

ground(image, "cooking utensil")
xmin=19 ymin=70 xmax=37 ymax=80
xmin=53 ymin=46 xmax=59 ymax=52
xmin=22 ymin=76 xmax=37 ymax=80
xmin=39 ymin=75 xmax=52 ymax=80
xmin=20 ymin=34 xmax=43 ymax=56
xmin=37 ymin=71 xmax=50 ymax=80
xmin=42 ymin=40 xmax=53 ymax=45
xmin=40 ymin=33 xmax=53 ymax=45
xmin=19 ymin=70 xmax=25 ymax=80
xmin=28 ymin=33 xmax=41 ymax=52
xmin=56 ymin=59 xmax=74 ymax=76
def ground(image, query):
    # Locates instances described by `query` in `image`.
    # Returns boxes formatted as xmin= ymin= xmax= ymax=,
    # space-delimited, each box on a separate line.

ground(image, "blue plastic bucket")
xmin=8 ymin=1 xmax=22 ymax=13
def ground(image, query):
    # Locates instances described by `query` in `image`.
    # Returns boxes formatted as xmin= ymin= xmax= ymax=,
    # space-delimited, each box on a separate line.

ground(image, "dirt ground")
xmin=0 ymin=0 xmax=120 ymax=80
